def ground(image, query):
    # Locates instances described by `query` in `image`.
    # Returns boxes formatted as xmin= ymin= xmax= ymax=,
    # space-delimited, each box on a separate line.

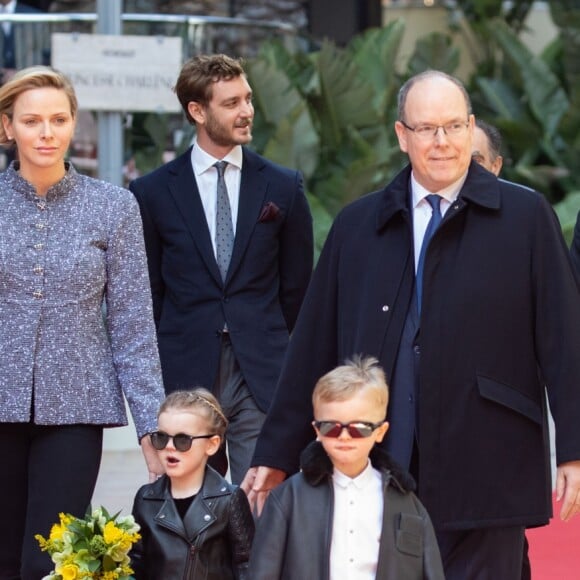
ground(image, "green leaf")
xmin=246 ymin=59 xmax=303 ymax=127
xmin=103 ymin=553 xmax=117 ymax=572
xmin=313 ymin=125 xmax=396 ymax=216
xmin=306 ymin=193 xmax=333 ymax=262
xmin=407 ymin=32 xmax=460 ymax=76
xmin=350 ymin=21 xmax=405 ymax=115
xmin=554 ymin=191 xmax=580 ymax=244
xmin=314 ymin=41 xmax=378 ymax=148
xmin=485 ymin=19 xmax=569 ymax=137
xmin=261 ymin=104 xmax=319 ymax=179
xmin=476 ymin=78 xmax=527 ymax=121
xmin=246 ymin=57 xmax=319 ymax=178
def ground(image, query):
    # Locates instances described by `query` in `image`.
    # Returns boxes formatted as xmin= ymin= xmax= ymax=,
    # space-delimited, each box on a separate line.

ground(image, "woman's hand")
xmin=140 ymin=434 xmax=165 ymax=482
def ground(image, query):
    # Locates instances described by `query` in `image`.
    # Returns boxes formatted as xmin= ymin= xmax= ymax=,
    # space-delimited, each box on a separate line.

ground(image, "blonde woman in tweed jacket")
xmin=0 ymin=66 xmax=165 ymax=580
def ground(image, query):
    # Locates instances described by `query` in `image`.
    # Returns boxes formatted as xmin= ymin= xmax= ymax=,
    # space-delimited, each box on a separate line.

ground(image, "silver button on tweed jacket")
xmin=0 ymin=163 xmax=164 ymax=438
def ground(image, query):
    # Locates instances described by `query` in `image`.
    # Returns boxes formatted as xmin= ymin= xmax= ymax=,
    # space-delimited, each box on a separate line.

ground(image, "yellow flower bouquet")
xmin=35 ymin=506 xmax=141 ymax=580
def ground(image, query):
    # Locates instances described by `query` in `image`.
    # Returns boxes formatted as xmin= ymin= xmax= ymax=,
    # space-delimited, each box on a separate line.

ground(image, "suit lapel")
xmin=227 ymin=149 xmax=267 ymax=283
xmin=167 ymin=150 xmax=222 ymax=285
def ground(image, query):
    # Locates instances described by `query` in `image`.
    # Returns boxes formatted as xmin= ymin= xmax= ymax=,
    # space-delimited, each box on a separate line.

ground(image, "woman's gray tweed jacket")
xmin=249 ymin=441 xmax=445 ymax=580
xmin=0 ymin=163 xmax=164 ymax=438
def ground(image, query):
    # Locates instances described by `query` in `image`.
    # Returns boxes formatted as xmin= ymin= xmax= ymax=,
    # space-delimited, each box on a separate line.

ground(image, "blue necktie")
xmin=214 ymin=161 xmax=234 ymax=282
xmin=416 ymin=194 xmax=442 ymax=313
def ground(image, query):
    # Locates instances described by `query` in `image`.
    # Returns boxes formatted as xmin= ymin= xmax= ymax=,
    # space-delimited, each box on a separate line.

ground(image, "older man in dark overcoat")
xmin=244 ymin=71 xmax=580 ymax=580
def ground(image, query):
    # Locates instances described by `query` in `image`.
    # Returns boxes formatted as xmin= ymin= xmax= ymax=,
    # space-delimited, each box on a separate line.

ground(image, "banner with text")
xmin=52 ymin=33 xmax=182 ymax=112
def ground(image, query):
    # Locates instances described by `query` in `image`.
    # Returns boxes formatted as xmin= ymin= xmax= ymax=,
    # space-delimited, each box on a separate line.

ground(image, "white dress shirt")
xmin=329 ymin=461 xmax=384 ymax=580
xmin=411 ymin=172 xmax=466 ymax=272
xmin=190 ymin=139 xmax=243 ymax=257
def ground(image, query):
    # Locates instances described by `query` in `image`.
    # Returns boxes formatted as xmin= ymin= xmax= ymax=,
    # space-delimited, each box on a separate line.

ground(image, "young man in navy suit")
xmin=130 ymin=54 xmax=313 ymax=485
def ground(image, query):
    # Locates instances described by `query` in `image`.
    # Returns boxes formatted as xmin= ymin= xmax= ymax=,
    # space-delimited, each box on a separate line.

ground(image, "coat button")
xmin=381 ymin=305 xmax=389 ymax=312
xmin=203 ymin=514 xmax=211 ymax=521
xmin=33 ymin=290 xmax=43 ymax=299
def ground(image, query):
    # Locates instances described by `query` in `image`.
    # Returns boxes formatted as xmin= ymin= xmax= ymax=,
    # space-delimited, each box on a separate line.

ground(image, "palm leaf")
xmin=407 ymin=32 xmax=460 ymax=76
xmin=485 ymin=19 xmax=569 ymax=137
xmin=312 ymin=41 xmax=378 ymax=148
xmin=553 ymin=191 xmax=580 ymax=244
xmin=349 ymin=21 xmax=405 ymax=115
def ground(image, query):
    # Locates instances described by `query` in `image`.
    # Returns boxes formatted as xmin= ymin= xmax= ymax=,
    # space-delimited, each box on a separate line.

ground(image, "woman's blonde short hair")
xmin=0 ymin=66 xmax=78 ymax=145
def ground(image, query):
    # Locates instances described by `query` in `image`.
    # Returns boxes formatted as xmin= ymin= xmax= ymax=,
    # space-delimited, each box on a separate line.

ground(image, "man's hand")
xmin=556 ymin=460 xmax=580 ymax=521
xmin=241 ymin=466 xmax=287 ymax=516
xmin=140 ymin=434 xmax=165 ymax=483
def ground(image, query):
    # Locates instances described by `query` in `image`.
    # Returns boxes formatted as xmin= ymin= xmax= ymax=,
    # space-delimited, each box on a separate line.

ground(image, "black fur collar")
xmin=300 ymin=440 xmax=416 ymax=493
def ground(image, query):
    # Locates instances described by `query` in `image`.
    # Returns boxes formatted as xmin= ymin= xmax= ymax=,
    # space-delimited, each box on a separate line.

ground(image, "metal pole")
xmin=96 ymin=0 xmax=123 ymax=186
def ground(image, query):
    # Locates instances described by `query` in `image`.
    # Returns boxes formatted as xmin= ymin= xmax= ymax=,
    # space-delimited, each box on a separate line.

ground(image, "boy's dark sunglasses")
xmin=149 ymin=430 xmax=217 ymax=452
xmin=312 ymin=420 xmax=384 ymax=438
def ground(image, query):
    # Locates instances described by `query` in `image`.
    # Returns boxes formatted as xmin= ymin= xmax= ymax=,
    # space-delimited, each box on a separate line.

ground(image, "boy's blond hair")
xmin=312 ymin=355 xmax=389 ymax=415
xmin=159 ymin=388 xmax=228 ymax=438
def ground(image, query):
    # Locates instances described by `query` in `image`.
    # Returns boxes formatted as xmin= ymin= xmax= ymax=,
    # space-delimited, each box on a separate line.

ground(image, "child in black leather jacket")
xmin=132 ymin=389 xmax=254 ymax=579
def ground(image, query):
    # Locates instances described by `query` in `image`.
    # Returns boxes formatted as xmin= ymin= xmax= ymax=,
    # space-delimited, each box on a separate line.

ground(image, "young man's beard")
xmin=204 ymin=111 xmax=252 ymax=147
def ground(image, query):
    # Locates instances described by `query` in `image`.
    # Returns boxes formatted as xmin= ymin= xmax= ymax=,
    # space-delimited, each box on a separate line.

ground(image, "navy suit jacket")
xmin=253 ymin=162 xmax=580 ymax=529
xmin=130 ymin=147 xmax=313 ymax=411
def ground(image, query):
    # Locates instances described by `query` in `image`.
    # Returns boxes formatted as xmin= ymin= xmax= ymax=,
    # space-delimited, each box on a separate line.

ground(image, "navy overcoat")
xmin=254 ymin=162 xmax=580 ymax=530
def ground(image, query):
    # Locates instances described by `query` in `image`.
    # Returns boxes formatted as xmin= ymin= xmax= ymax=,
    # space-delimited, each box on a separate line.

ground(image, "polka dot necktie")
xmin=214 ymin=161 xmax=234 ymax=282
xmin=416 ymin=194 xmax=443 ymax=314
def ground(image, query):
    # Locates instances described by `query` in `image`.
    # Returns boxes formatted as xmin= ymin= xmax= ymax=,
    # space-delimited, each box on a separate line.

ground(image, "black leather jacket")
xmin=249 ymin=442 xmax=444 ymax=580
xmin=131 ymin=466 xmax=254 ymax=580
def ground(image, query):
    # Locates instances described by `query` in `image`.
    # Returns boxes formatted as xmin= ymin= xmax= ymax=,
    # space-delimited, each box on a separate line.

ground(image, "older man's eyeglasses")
xmin=401 ymin=120 xmax=470 ymax=140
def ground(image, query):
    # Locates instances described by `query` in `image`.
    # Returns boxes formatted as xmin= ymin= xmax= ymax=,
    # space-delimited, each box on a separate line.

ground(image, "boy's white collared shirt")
xmin=330 ymin=461 xmax=383 ymax=580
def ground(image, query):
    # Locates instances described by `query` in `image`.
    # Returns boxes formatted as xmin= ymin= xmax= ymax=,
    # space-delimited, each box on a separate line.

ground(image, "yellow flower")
xmin=35 ymin=534 xmax=49 ymax=551
xmin=49 ymin=523 xmax=65 ymax=542
xmin=55 ymin=563 xmax=79 ymax=580
xmin=37 ymin=506 xmax=141 ymax=580
xmin=48 ymin=513 xmax=73 ymax=542
xmin=117 ymin=531 xmax=133 ymax=552
xmin=103 ymin=521 xmax=123 ymax=545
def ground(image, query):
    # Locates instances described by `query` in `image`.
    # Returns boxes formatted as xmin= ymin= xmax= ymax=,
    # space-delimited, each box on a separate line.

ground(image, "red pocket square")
xmin=258 ymin=201 xmax=281 ymax=222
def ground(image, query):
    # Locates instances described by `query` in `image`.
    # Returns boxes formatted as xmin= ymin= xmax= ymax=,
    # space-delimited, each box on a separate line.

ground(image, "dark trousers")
xmin=521 ymin=535 xmax=531 ymax=579
xmin=0 ymin=422 xmax=103 ymax=580
xmin=436 ymin=526 xmax=525 ymax=580
xmin=209 ymin=333 xmax=266 ymax=484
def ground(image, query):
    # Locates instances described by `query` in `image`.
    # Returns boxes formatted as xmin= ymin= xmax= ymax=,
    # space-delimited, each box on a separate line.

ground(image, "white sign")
xmin=51 ymin=33 xmax=182 ymax=112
